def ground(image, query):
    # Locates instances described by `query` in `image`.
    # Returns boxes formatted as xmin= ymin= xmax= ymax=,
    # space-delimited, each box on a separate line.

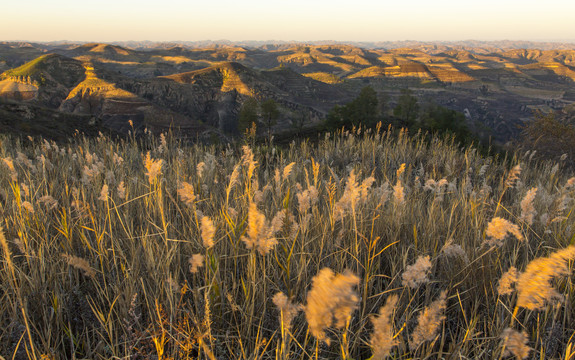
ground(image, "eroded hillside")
xmin=1 ymin=41 xmax=574 ymax=141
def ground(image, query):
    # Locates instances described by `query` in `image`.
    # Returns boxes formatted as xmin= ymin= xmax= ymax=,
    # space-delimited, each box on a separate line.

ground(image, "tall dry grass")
xmin=0 ymin=127 xmax=574 ymax=359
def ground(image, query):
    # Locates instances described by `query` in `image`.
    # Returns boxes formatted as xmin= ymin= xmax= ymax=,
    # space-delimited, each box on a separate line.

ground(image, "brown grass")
xmin=0 ymin=126 xmax=574 ymax=359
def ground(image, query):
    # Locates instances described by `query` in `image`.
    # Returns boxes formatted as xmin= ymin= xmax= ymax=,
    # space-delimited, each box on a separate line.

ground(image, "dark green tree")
xmin=419 ymin=102 xmax=472 ymax=143
xmin=520 ymin=111 xmax=575 ymax=165
xmin=351 ymin=86 xmax=379 ymax=127
xmin=326 ymin=86 xmax=379 ymax=129
xmin=261 ymin=99 xmax=280 ymax=142
xmin=393 ymin=88 xmax=419 ymax=128
xmin=238 ymin=98 xmax=259 ymax=135
xmin=292 ymin=111 xmax=309 ymax=135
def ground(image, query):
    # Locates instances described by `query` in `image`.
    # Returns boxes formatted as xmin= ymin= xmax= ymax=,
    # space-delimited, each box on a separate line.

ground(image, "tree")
xmin=351 ymin=86 xmax=379 ymax=127
xmin=419 ymin=102 xmax=472 ymax=143
xmin=261 ymin=99 xmax=279 ymax=142
xmin=238 ymin=98 xmax=259 ymax=135
xmin=519 ymin=111 xmax=575 ymax=165
xmin=326 ymin=86 xmax=379 ymax=129
xmin=292 ymin=111 xmax=309 ymax=135
xmin=393 ymin=89 xmax=419 ymax=128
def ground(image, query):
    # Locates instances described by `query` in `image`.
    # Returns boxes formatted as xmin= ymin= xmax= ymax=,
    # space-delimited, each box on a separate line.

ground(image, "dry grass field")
xmin=0 ymin=125 xmax=574 ymax=359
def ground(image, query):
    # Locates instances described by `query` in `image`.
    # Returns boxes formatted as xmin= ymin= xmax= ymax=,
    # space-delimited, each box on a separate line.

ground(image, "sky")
xmin=2 ymin=0 xmax=575 ymax=42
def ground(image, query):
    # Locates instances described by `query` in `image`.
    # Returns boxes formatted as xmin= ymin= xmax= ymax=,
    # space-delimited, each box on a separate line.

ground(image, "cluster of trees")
xmin=326 ymin=86 xmax=473 ymax=144
xmin=519 ymin=111 xmax=575 ymax=166
xmin=236 ymin=86 xmax=474 ymax=146
xmin=325 ymin=86 xmax=379 ymax=128
xmin=238 ymin=98 xmax=279 ymax=141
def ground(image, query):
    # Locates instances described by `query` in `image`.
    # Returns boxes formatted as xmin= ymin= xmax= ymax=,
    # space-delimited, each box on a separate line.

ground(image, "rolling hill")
xmin=1 ymin=41 xmax=575 ymax=142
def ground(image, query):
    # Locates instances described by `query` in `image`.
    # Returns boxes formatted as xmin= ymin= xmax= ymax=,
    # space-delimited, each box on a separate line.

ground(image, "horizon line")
xmin=3 ymin=38 xmax=575 ymax=45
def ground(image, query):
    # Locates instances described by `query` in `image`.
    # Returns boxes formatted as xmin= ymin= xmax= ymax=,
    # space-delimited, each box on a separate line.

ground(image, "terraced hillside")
xmin=1 ymin=41 xmax=574 ymax=142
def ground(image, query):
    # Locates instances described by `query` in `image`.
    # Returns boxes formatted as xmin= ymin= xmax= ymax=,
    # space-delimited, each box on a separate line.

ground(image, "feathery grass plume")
xmin=38 ymin=195 xmax=58 ymax=210
xmin=333 ymin=170 xmax=360 ymax=220
xmin=13 ymin=237 xmax=35 ymax=256
xmin=484 ymin=217 xmax=524 ymax=247
xmin=505 ymin=164 xmax=522 ymax=188
xmin=241 ymin=145 xmax=257 ymax=181
xmin=273 ymin=292 xmax=302 ymax=331
xmin=373 ymin=181 xmax=391 ymax=206
xmin=21 ymin=201 xmax=35 ymax=214
xmin=360 ymin=175 xmax=376 ymax=201
xmin=197 ymin=162 xmax=206 ymax=178
xmin=157 ymin=133 xmax=167 ymax=153
xmin=282 ymin=162 xmax=296 ymax=181
xmin=296 ymin=186 xmax=319 ymax=214
xmin=402 ymin=255 xmax=432 ymax=289
xmin=98 ymin=184 xmax=109 ymax=201
xmin=81 ymin=164 xmax=100 ymax=185
xmin=200 ymin=216 xmax=215 ymax=249
xmin=143 ymin=151 xmax=163 ymax=185
xmin=500 ymin=328 xmax=531 ymax=360
xmin=227 ymin=164 xmax=241 ymax=193
xmin=440 ymin=238 xmax=469 ymax=264
xmin=304 ymin=268 xmax=360 ymax=345
xmin=311 ymin=157 xmax=320 ymax=186
xmin=516 ymin=245 xmax=575 ymax=310
xmin=189 ymin=254 xmax=204 ymax=274
xmin=369 ymin=295 xmax=399 ymax=359
xmin=177 ymin=181 xmax=196 ymax=207
xmin=241 ymin=202 xmax=277 ymax=255
xmin=271 ymin=209 xmax=287 ymax=234
xmin=396 ymin=163 xmax=406 ymax=178
xmin=117 ymin=181 xmax=126 ymax=200
xmin=519 ymin=187 xmax=537 ymax=225
xmin=62 ymin=254 xmax=96 ymax=279
xmin=112 ymin=152 xmax=124 ymax=166
xmin=393 ymin=180 xmax=405 ymax=206
xmin=2 ymin=157 xmax=18 ymax=181
xmin=409 ymin=290 xmax=447 ymax=351
xmin=498 ymin=267 xmax=518 ymax=296
xmin=20 ymin=183 xmax=30 ymax=198
xmin=0 ymin=224 xmax=16 ymax=279
xmin=16 ymin=152 xmax=34 ymax=172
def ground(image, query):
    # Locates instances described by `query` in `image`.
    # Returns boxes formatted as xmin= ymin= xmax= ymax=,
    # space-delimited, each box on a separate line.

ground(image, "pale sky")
xmin=2 ymin=0 xmax=574 ymax=42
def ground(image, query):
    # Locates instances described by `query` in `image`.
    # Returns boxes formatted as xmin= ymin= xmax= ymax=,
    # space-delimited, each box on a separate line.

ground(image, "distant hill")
xmin=1 ymin=42 xmax=574 ymax=143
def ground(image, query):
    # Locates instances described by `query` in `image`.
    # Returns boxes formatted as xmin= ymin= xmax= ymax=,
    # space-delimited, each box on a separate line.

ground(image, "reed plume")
xmin=189 ymin=254 xmax=204 ymax=274
xmin=500 ymin=328 xmax=531 ymax=360
xmin=484 ymin=217 xmax=523 ymax=247
xmin=98 ymin=184 xmax=109 ymax=201
xmin=143 ymin=152 xmax=163 ymax=185
xmin=273 ymin=292 xmax=301 ymax=331
xmin=241 ymin=202 xmax=277 ymax=255
xmin=409 ymin=290 xmax=447 ymax=351
xmin=519 ymin=187 xmax=537 ymax=225
xmin=505 ymin=164 xmax=522 ymax=188
xmin=402 ymin=255 xmax=432 ymax=289
xmin=304 ymin=268 xmax=360 ymax=345
xmin=369 ymin=295 xmax=399 ymax=359
xmin=516 ymin=245 xmax=575 ymax=310
xmin=62 ymin=254 xmax=96 ymax=279
xmin=498 ymin=267 xmax=518 ymax=296
xmin=200 ymin=216 xmax=215 ymax=249
xmin=177 ymin=181 xmax=196 ymax=207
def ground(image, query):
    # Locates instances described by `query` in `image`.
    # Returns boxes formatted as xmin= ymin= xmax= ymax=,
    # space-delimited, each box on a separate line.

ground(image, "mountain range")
xmin=1 ymin=41 xmax=575 ymax=142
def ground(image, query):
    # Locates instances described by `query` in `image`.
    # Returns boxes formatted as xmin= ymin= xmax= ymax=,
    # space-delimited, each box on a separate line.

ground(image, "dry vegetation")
xmin=0 ymin=125 xmax=574 ymax=359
